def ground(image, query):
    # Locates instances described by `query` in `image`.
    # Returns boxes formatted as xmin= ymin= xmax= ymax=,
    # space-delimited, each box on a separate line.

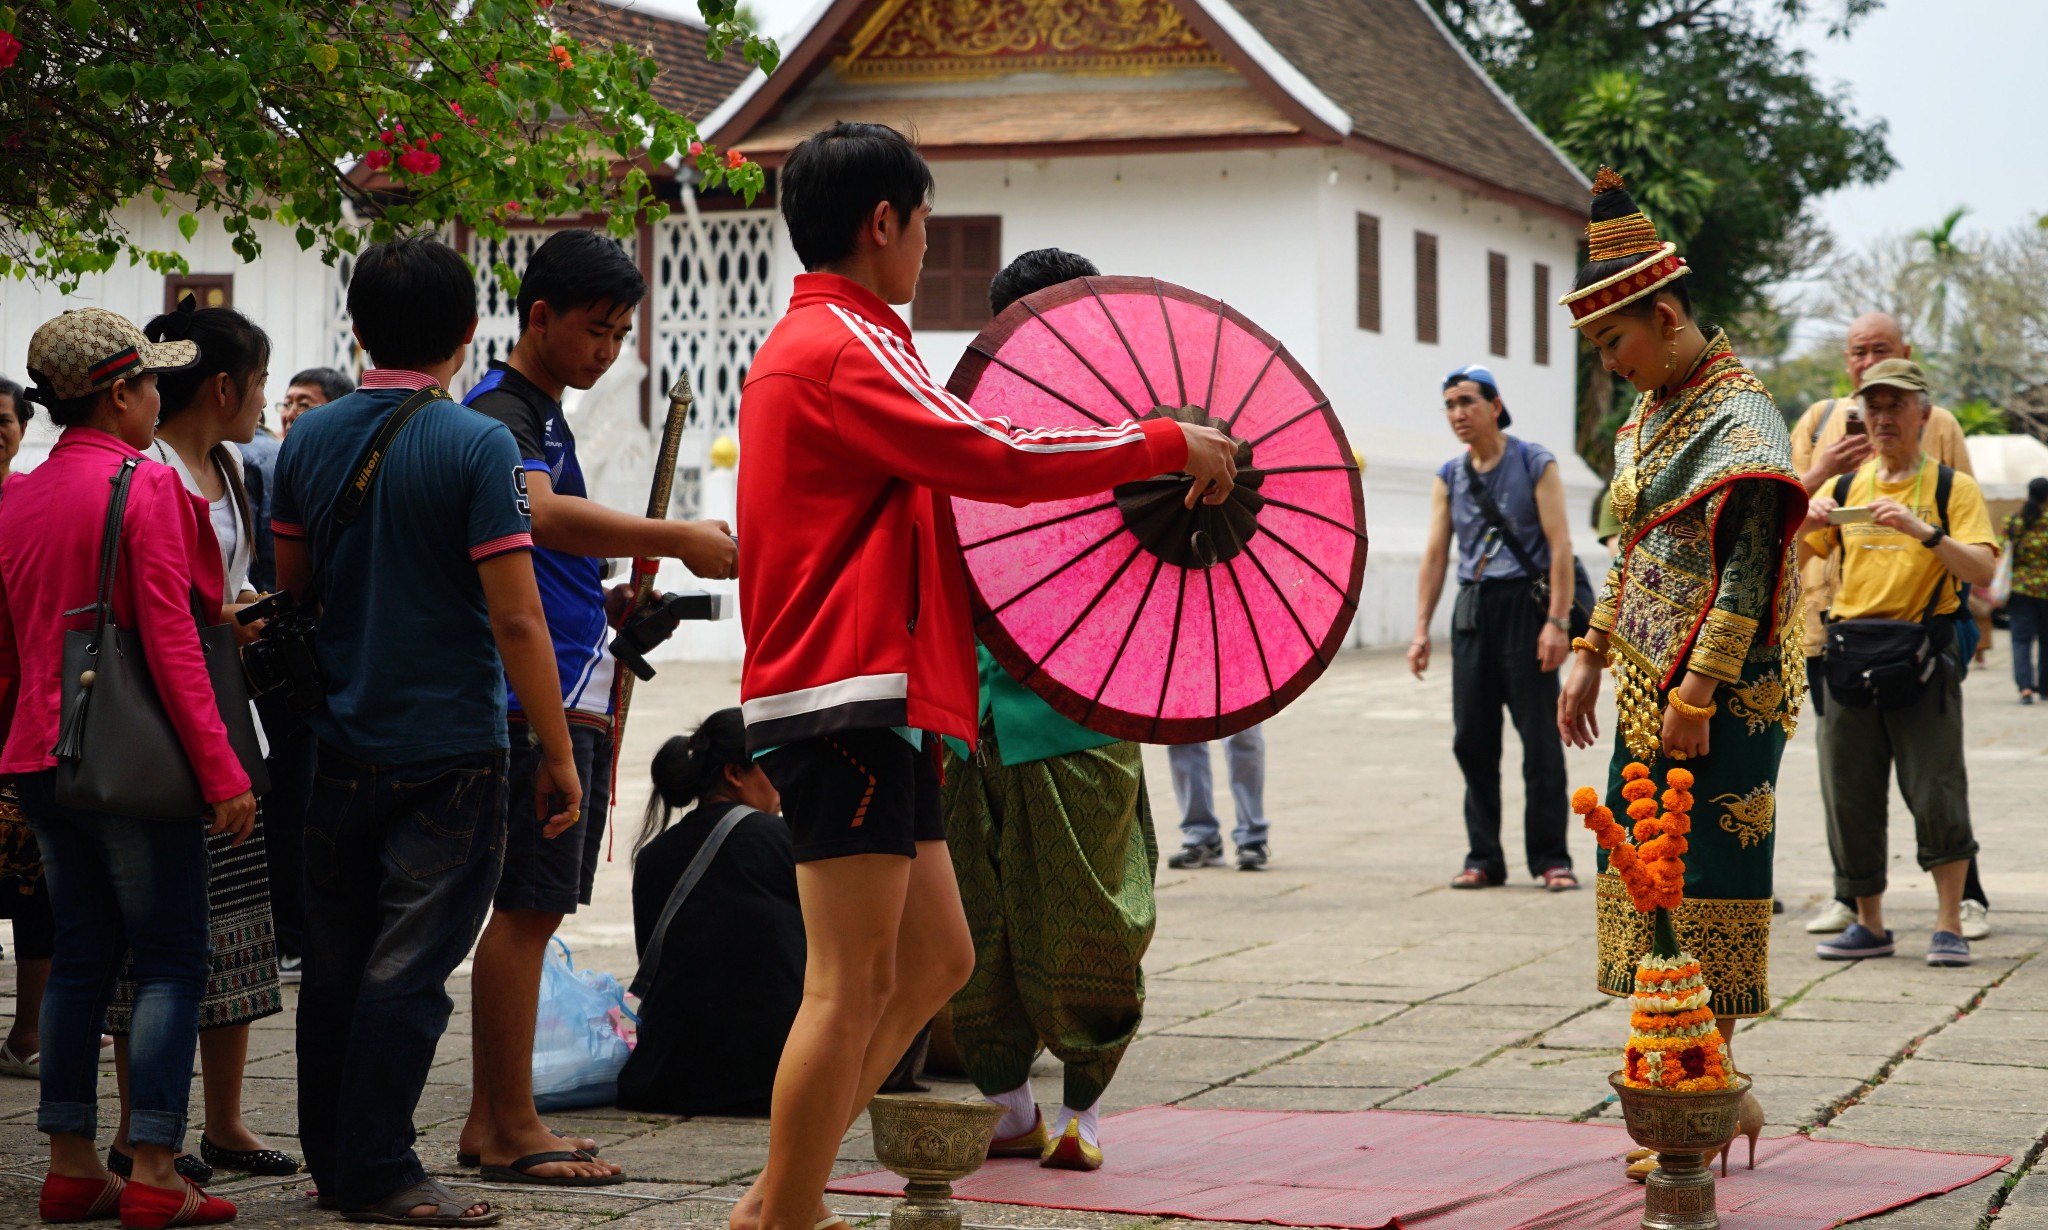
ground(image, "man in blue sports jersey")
xmin=460 ymin=230 xmax=738 ymax=1186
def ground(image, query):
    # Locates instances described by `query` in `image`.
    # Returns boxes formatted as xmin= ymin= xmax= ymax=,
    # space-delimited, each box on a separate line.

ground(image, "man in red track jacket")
xmin=730 ymin=123 xmax=1237 ymax=1230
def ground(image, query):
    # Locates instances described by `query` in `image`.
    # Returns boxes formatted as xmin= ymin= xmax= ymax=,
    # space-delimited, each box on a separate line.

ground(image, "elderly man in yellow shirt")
xmin=1798 ymin=359 xmax=1999 ymax=969
xmin=1788 ymin=313 xmax=1991 ymax=940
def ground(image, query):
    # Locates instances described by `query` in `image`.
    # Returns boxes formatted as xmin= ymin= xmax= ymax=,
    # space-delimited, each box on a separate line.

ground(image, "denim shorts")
xmin=496 ymin=719 xmax=612 ymax=913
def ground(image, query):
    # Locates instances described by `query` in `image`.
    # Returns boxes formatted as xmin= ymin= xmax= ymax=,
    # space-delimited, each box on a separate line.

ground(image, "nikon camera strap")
xmin=334 ymin=384 xmax=448 ymax=528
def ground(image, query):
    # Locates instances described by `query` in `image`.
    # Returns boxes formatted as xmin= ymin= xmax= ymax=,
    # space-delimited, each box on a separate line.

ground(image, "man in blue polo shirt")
xmin=273 ymin=234 xmax=580 ymax=1224
xmin=459 ymin=229 xmax=737 ymax=1186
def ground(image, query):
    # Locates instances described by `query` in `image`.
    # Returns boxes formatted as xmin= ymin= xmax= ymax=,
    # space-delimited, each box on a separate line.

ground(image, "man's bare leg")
xmin=1930 ymin=859 xmax=1967 ymax=936
xmin=459 ymin=908 xmax=618 ymax=1180
xmin=732 ymin=847 xmax=973 ymax=1230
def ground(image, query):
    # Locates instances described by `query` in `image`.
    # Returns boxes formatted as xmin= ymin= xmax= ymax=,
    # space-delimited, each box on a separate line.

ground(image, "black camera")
xmin=237 ymin=590 xmax=325 ymax=713
xmin=609 ymin=591 xmax=730 ymax=681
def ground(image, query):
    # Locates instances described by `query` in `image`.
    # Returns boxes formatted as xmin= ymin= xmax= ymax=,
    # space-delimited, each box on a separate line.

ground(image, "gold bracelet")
xmin=1571 ymin=637 xmax=1608 ymax=662
xmin=1667 ymin=691 xmax=1717 ymax=721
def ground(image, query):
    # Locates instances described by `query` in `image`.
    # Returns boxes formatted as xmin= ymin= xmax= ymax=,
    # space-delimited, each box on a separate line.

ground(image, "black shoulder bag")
xmin=52 ymin=458 xmax=271 ymax=818
xmin=1462 ymin=447 xmax=1595 ymax=638
xmin=1821 ymin=465 xmax=1958 ymax=711
xmin=629 ymin=805 xmax=758 ymax=1001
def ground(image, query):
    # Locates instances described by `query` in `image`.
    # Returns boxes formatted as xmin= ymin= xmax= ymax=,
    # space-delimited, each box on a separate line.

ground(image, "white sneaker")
xmin=1804 ymin=899 xmax=1856 ymax=934
xmin=1960 ymin=899 xmax=1991 ymax=941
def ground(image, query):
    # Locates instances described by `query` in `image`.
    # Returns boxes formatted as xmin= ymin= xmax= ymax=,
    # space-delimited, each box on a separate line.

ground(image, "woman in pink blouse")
xmin=0 ymin=309 xmax=251 ymax=1227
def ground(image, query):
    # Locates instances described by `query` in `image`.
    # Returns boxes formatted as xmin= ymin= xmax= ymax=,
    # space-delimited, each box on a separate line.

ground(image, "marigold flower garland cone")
xmin=1573 ymin=763 xmax=1730 ymax=1093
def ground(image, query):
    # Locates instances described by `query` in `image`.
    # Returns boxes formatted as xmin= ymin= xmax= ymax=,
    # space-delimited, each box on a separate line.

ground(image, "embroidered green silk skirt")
xmin=1595 ymin=656 xmax=1792 ymax=1018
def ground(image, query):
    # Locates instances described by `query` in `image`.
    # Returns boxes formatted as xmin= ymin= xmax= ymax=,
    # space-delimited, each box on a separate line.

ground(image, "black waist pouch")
xmin=1824 ymin=618 xmax=1941 ymax=710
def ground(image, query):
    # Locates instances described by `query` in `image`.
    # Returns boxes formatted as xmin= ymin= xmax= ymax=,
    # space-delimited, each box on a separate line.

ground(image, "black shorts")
xmin=497 ymin=719 xmax=613 ymax=914
xmin=759 ymin=728 xmax=944 ymax=862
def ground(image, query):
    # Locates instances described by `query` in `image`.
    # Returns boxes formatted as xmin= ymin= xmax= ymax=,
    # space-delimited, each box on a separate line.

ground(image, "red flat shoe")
xmin=39 ymin=1172 xmax=125 ymax=1223
xmin=116 ymin=1178 xmax=236 ymax=1228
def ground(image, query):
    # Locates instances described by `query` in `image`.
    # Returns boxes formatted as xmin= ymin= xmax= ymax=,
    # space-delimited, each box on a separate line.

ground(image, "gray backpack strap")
xmin=1811 ymin=399 xmax=1838 ymax=446
xmin=629 ymin=805 xmax=757 ymax=999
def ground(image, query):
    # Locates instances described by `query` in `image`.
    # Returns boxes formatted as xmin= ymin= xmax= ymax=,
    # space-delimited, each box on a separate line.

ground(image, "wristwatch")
xmin=1921 ymin=527 xmax=1948 ymax=548
xmin=1546 ymin=615 xmax=1571 ymax=632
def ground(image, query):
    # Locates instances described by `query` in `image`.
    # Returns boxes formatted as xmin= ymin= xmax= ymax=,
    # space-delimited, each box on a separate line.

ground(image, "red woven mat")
xmin=828 ymin=1107 xmax=2006 ymax=1230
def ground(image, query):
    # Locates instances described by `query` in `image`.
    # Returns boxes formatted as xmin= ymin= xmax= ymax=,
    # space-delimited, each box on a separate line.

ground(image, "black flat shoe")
xmin=201 ymin=1134 xmax=302 ymax=1175
xmin=105 ymin=1144 xmax=214 ymax=1185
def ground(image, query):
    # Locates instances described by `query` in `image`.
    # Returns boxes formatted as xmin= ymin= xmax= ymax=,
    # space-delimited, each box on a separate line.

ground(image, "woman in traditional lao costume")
xmin=1556 ymin=170 xmax=1808 ymax=1079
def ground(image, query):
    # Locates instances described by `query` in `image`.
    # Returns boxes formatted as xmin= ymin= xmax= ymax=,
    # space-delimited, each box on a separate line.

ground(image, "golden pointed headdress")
xmin=1558 ymin=167 xmax=1691 ymax=328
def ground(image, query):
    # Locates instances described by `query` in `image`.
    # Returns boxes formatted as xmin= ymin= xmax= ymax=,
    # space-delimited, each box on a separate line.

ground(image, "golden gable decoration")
xmin=836 ymin=0 xmax=1227 ymax=81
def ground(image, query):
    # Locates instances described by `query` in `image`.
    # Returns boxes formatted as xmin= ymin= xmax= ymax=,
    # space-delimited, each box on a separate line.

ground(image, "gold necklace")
xmin=1609 ymin=389 xmax=1694 ymax=525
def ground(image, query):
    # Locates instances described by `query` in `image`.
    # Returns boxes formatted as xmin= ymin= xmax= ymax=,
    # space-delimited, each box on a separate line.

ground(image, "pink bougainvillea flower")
xmin=549 ymin=44 xmax=573 ymax=70
xmin=378 ymin=129 xmax=396 ymax=144
xmin=396 ymin=147 xmax=441 ymax=176
xmin=430 ymin=132 xmax=443 ymax=142
xmin=688 ymin=140 xmax=704 ymax=157
xmin=0 ymin=31 xmax=23 ymax=71
xmin=725 ymin=148 xmax=745 ymax=169
xmin=363 ymin=149 xmax=393 ymax=171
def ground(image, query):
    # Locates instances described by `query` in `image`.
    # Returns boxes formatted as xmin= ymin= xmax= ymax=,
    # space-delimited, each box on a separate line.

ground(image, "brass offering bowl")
xmin=1608 ymin=1074 xmax=1752 ymax=1230
xmin=865 ymin=1094 xmax=1006 ymax=1230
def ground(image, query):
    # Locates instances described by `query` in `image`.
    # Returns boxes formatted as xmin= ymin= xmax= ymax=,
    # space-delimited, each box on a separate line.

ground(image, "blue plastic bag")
xmin=531 ymin=938 xmax=635 ymax=1112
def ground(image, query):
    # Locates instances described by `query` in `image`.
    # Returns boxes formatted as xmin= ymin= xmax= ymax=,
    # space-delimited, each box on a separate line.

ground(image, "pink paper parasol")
xmin=949 ymin=276 xmax=1367 ymax=743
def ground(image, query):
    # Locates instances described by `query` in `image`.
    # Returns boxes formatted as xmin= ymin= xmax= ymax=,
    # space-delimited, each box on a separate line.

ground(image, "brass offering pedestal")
xmin=866 ymin=1094 xmax=1005 ymax=1230
xmin=1609 ymin=1073 xmax=1752 ymax=1230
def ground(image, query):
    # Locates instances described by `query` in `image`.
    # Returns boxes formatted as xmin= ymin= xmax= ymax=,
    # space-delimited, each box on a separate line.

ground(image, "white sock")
xmin=1049 ymin=1100 xmax=1101 ymax=1147
xmin=985 ymin=1083 xmax=1038 ymax=1139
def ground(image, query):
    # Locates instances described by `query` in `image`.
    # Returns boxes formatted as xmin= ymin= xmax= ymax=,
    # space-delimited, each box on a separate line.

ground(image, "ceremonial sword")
xmin=604 ymin=372 xmax=696 ymax=808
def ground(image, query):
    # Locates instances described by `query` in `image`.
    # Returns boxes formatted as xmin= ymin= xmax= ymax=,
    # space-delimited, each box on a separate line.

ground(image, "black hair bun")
xmin=1588 ymin=166 xmax=1644 ymax=224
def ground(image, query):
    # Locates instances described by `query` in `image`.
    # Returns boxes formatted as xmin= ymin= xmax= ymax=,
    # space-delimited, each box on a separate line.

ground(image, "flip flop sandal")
xmin=1449 ymin=869 xmax=1493 ymax=889
xmin=1542 ymin=868 xmax=1581 ymax=892
xmin=344 ymin=1178 xmax=500 ymax=1226
xmin=477 ymin=1150 xmax=625 ymax=1187
xmin=455 ymin=1129 xmax=598 ymax=1169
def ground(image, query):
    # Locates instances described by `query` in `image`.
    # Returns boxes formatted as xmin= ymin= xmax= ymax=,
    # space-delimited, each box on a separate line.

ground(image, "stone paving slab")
xmin=1 ymin=650 xmax=2042 ymax=1228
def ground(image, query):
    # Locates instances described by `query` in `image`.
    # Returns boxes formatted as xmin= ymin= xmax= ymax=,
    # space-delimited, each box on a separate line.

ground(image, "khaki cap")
xmin=26 ymin=308 xmax=198 ymax=402
xmin=1854 ymin=357 xmax=1930 ymax=399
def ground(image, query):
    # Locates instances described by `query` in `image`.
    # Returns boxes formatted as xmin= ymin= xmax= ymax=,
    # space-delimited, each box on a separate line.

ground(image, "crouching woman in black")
xmin=617 ymin=709 xmax=801 ymax=1116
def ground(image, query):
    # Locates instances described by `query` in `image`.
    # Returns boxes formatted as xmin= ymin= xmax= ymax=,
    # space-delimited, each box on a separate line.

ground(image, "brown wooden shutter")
xmin=1533 ymin=262 xmax=1552 ymax=366
xmin=1488 ymin=251 xmax=1508 ymax=357
xmin=913 ymin=215 xmax=1002 ymax=331
xmin=1356 ymin=213 xmax=1381 ymax=332
xmin=1414 ymin=231 xmax=1439 ymax=345
xmin=164 ymin=273 xmax=233 ymax=313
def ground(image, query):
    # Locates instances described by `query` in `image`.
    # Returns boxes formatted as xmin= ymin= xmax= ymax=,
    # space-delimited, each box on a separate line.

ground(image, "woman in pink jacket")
xmin=0 ymin=309 xmax=252 ymax=1227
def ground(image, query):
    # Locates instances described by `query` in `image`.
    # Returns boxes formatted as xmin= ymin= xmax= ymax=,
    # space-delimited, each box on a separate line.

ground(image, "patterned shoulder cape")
xmin=1608 ymin=333 xmax=1809 ymax=688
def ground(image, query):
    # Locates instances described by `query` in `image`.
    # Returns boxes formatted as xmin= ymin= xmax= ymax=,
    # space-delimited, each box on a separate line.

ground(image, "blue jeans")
xmin=2011 ymin=594 xmax=2046 ymax=695
xmin=297 ymin=743 xmax=507 ymax=1210
xmin=1167 ymin=725 xmax=1267 ymax=848
xmin=13 ymin=772 xmax=211 ymax=1149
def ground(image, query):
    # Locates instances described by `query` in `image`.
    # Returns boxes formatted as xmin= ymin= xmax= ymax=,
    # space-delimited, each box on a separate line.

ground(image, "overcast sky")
xmin=652 ymin=0 xmax=2043 ymax=249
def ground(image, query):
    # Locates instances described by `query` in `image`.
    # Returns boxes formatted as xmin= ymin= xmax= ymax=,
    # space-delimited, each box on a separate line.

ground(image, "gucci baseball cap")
xmin=26 ymin=308 xmax=198 ymax=401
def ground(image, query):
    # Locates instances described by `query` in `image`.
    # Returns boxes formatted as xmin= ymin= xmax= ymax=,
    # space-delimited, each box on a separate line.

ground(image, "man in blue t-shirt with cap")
xmin=1408 ymin=364 xmax=1580 ymax=892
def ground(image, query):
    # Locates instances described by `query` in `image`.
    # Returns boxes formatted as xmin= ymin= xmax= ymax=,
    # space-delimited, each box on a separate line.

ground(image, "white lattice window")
xmin=326 ymin=252 xmax=361 ymax=377
xmin=651 ymin=211 xmax=777 ymax=437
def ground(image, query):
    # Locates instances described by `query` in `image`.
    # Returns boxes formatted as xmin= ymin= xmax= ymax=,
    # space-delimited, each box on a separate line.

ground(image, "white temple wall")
xmin=0 ymin=203 xmax=349 ymax=472
xmin=1309 ymin=149 xmax=1609 ymax=645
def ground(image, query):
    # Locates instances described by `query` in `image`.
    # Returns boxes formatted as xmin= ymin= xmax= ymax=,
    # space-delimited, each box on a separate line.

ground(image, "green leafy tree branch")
xmin=0 ymin=0 xmax=779 ymax=291
xmin=1428 ymin=0 xmax=1894 ymax=470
